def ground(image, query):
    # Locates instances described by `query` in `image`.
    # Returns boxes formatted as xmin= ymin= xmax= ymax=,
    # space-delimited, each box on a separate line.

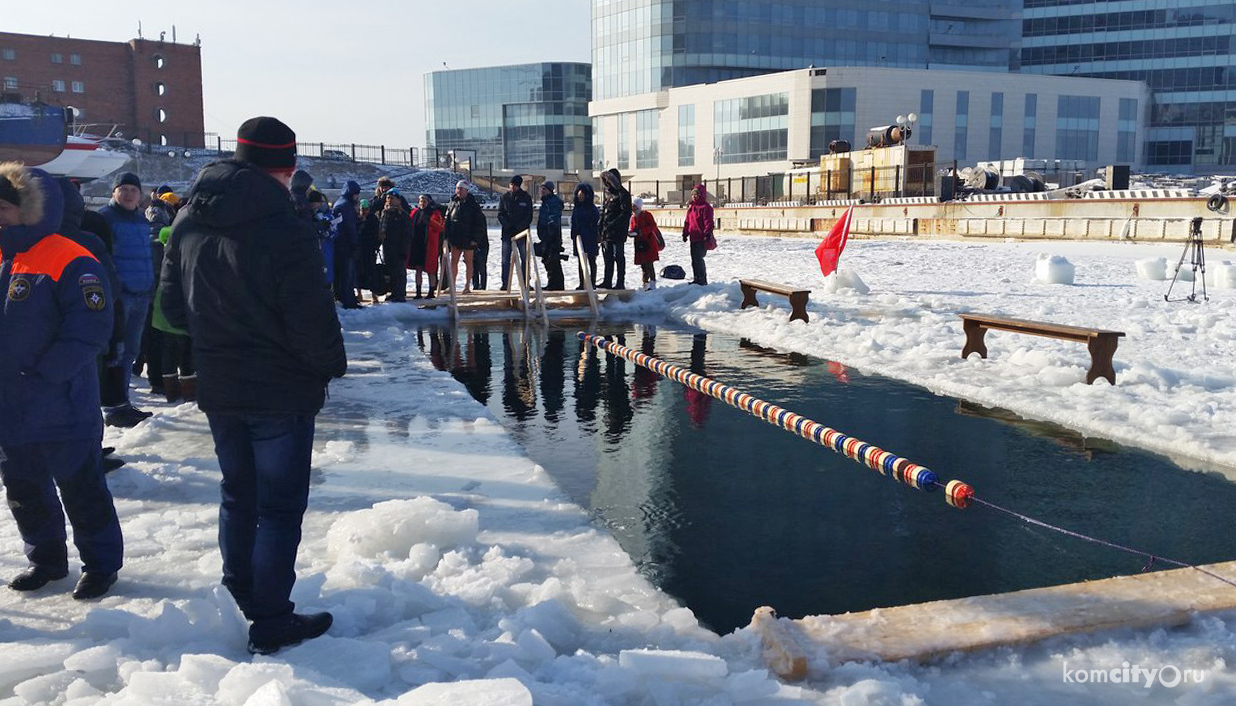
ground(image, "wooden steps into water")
xmin=751 ymin=560 xmax=1236 ymax=680
xmin=416 ymin=288 xmax=637 ymax=310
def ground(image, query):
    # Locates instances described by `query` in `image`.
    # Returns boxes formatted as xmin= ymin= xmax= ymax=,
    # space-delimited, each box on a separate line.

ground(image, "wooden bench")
xmin=740 ymin=279 xmax=811 ymax=323
xmin=959 ymin=313 xmax=1126 ymax=385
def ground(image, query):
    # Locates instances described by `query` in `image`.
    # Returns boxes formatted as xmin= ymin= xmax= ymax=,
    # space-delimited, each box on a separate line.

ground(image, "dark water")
xmin=417 ymin=321 xmax=1236 ymax=634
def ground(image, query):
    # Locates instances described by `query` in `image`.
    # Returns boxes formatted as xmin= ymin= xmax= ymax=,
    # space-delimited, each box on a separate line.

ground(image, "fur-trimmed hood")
xmin=0 ymin=161 xmax=45 ymax=227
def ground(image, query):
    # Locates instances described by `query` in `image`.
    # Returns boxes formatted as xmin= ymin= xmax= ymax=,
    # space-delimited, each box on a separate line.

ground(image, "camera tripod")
xmin=1165 ymin=217 xmax=1209 ymax=303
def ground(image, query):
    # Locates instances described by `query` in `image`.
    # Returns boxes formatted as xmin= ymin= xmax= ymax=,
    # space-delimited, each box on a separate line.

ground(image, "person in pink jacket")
xmin=681 ymin=184 xmax=713 ymax=285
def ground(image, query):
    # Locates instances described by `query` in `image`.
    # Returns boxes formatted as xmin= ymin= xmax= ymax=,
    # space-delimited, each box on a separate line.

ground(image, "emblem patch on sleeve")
xmin=82 ymin=283 xmax=106 ymax=311
xmin=7 ymin=276 xmax=31 ymax=302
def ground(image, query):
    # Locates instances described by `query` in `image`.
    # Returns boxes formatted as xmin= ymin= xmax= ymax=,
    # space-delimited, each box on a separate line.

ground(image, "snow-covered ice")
xmin=2 ymin=231 xmax=1236 ymax=704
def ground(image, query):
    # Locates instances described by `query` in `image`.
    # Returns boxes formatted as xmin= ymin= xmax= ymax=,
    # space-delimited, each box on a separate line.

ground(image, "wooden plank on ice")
xmin=778 ymin=560 xmax=1236 ymax=665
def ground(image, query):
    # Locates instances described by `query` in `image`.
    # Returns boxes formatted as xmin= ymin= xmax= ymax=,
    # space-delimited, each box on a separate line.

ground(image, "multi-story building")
xmin=425 ymin=63 xmax=592 ymax=173
xmin=590 ymin=66 xmax=1147 ymax=185
xmin=591 ymin=0 xmax=1022 ymax=101
xmin=1021 ymin=1 xmax=1236 ymax=173
xmin=0 ymin=31 xmax=204 ymax=148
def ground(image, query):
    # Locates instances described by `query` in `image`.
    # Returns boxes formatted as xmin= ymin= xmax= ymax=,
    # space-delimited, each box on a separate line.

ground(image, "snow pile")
xmin=821 ymin=267 xmax=870 ymax=294
xmin=1135 ymin=257 xmax=1167 ymax=281
xmin=1034 ymin=253 xmax=1075 ymax=285
xmin=1208 ymin=261 xmax=1236 ymax=289
xmin=1170 ymin=261 xmax=1197 ymax=282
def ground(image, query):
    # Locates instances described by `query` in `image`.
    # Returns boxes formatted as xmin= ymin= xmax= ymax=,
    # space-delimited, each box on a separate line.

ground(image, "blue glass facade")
xmin=809 ymin=88 xmax=857 ymax=158
xmin=678 ymin=104 xmax=695 ymax=167
xmin=714 ymin=93 xmax=789 ymax=164
xmin=425 ymin=62 xmax=591 ymax=171
xmin=1022 ymin=1 xmax=1236 ymax=171
xmin=591 ymin=0 xmax=1019 ymax=101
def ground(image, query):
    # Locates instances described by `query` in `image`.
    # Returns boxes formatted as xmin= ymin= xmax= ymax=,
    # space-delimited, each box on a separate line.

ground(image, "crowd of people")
xmin=0 ymin=114 xmax=718 ymax=657
xmin=300 ymin=167 xmax=716 ymax=303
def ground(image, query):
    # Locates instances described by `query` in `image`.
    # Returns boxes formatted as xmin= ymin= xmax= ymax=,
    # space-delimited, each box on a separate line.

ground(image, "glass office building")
xmin=591 ymin=0 xmax=1021 ymax=101
xmin=1022 ymin=1 xmax=1236 ymax=172
xmin=425 ymin=62 xmax=592 ymax=172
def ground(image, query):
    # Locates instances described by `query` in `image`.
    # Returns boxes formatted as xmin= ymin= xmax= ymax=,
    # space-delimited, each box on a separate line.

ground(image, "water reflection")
xmin=418 ymin=321 xmax=1236 ymax=634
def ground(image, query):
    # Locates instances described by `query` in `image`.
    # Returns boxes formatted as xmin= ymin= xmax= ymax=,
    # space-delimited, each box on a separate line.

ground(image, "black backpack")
xmin=660 ymin=264 xmax=686 ymax=280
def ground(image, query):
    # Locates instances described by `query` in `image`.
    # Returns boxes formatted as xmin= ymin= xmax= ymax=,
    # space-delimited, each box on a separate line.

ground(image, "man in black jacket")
xmin=598 ymin=168 xmax=632 ymax=289
xmin=159 ymin=116 xmax=347 ymax=656
xmin=497 ymin=175 xmax=533 ymax=291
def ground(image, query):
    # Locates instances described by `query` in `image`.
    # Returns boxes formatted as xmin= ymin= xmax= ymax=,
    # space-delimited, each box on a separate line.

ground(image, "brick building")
xmin=0 ymin=31 xmax=204 ymax=148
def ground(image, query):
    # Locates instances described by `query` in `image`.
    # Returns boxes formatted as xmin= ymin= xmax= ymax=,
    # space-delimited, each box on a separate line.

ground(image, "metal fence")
xmin=625 ymin=161 xmax=1091 ymax=207
xmin=199 ymin=133 xmax=445 ymax=169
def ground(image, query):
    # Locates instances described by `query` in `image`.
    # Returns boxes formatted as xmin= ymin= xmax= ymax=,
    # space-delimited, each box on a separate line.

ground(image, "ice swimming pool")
xmin=417 ymin=320 xmax=1236 ymax=634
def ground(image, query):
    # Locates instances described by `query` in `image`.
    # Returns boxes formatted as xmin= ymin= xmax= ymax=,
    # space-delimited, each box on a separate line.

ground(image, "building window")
xmin=50 ymin=53 xmax=62 ymax=64
xmin=1 ymin=49 xmax=15 ymax=61
xmin=1146 ymin=141 xmax=1192 ymax=167
xmin=617 ymin=114 xmax=628 ymax=170
xmin=989 ymin=93 xmax=1003 ymax=160
xmin=51 ymin=79 xmax=65 ymax=92
xmin=1117 ymin=98 xmax=1137 ymax=164
xmin=70 ymin=54 xmax=81 ymax=66
xmin=3 ymin=77 xmax=16 ymax=90
xmin=713 ymin=92 xmax=790 ymax=164
xmin=809 ymin=88 xmax=857 ymax=158
xmin=1023 ymin=94 xmax=1037 ymax=158
xmin=71 ymin=81 xmax=84 ymax=93
xmin=157 ymin=108 xmax=168 ymax=123
xmin=636 ymin=109 xmax=658 ymax=169
xmin=1056 ymin=95 xmax=1101 ymax=162
xmin=919 ymin=90 xmax=934 ymax=146
xmin=678 ymin=104 xmax=695 ymax=167
xmin=954 ymin=92 xmax=970 ymax=161
xmin=592 ymin=117 xmax=605 ymax=171
xmin=154 ymin=82 xmax=166 ymax=96
xmin=154 ymin=54 xmax=165 ymax=69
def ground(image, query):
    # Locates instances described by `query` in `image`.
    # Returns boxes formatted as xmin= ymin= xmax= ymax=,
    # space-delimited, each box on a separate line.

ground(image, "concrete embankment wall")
xmin=652 ymin=198 xmax=1236 ymax=246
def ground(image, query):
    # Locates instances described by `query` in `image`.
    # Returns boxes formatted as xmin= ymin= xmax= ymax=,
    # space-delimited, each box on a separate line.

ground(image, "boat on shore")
xmin=1 ymin=102 xmax=129 ymax=181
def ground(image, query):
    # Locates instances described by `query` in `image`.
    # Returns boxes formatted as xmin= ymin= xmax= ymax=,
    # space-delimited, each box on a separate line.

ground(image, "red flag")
xmin=815 ymin=206 xmax=854 ymax=278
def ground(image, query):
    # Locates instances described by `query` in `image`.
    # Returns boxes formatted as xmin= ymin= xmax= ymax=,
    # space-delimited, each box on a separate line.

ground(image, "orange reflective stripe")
xmin=9 ymin=234 xmax=97 ymax=282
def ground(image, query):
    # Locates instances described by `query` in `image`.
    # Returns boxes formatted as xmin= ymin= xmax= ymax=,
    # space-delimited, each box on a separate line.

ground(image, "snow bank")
xmin=1135 ymin=257 xmax=1167 ymax=281
xmin=1034 ymin=253 xmax=1075 ymax=285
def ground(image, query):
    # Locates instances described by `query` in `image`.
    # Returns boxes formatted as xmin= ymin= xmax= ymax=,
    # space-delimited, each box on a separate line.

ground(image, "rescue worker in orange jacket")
xmin=0 ymin=163 xmax=124 ymax=600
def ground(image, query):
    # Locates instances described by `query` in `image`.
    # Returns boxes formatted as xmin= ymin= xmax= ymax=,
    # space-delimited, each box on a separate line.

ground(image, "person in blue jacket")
xmin=536 ymin=181 xmax=565 ymax=291
xmin=0 ymin=162 xmax=124 ymax=600
xmin=331 ymin=180 xmax=360 ymax=309
xmin=570 ymin=182 xmax=599 ymax=289
xmin=96 ymin=171 xmax=153 ymax=428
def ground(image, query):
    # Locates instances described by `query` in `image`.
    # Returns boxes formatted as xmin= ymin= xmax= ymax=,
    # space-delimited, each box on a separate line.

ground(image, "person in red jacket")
xmin=408 ymin=194 xmax=444 ymax=299
xmin=629 ymin=197 xmax=662 ymax=290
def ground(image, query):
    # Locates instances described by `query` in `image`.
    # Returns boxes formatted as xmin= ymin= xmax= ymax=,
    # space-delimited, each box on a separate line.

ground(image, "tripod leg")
xmin=1165 ymin=237 xmax=1193 ymax=301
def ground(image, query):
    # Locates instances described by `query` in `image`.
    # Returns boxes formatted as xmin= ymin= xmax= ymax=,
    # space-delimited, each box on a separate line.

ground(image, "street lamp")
xmin=895 ymin=113 xmax=919 ymax=143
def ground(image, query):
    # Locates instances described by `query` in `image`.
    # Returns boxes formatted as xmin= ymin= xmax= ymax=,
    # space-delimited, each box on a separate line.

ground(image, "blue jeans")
xmin=500 ymin=237 xmax=528 ymax=290
xmin=690 ymin=241 xmax=708 ymax=285
xmin=0 ymin=440 xmax=124 ymax=574
xmin=207 ymin=412 xmax=315 ymax=622
xmin=111 ymin=293 xmax=151 ymax=405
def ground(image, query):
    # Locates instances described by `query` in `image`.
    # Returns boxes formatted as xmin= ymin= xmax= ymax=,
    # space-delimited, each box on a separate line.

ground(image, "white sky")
xmin=5 ymin=1 xmax=592 ymax=148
